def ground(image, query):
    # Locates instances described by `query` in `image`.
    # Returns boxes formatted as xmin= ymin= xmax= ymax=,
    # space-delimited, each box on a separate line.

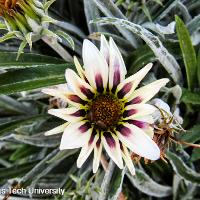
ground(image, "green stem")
xmin=42 ymin=36 xmax=73 ymax=62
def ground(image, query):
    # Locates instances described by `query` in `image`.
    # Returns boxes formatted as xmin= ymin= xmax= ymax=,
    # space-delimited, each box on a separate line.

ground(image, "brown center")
xmin=88 ymin=95 xmax=122 ymax=130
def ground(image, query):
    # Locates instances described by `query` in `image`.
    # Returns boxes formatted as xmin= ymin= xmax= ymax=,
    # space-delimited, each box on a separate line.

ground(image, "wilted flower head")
xmin=0 ymin=0 xmax=64 ymax=58
xmin=151 ymin=98 xmax=184 ymax=161
xmin=43 ymin=35 xmax=169 ymax=175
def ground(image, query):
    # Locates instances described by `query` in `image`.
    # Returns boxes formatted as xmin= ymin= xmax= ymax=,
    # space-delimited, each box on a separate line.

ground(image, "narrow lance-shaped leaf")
xmin=197 ymin=48 xmax=200 ymax=86
xmin=0 ymin=63 xmax=74 ymax=95
xmin=167 ymin=151 xmax=200 ymax=184
xmin=181 ymin=88 xmax=200 ymax=105
xmin=175 ymin=15 xmax=197 ymax=90
xmin=126 ymin=169 xmax=172 ymax=197
xmin=91 ymin=17 xmax=183 ymax=84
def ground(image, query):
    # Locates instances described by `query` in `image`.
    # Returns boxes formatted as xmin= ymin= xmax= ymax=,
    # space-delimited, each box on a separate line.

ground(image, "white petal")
xmin=117 ymin=63 xmax=152 ymax=99
xmin=83 ymin=39 xmax=108 ymax=92
xmin=117 ymin=123 xmax=160 ymax=160
xmin=60 ymin=121 xmax=92 ymax=150
xmin=77 ymin=134 xmax=99 ymax=168
xmin=133 ymin=115 xmax=154 ymax=124
xmin=109 ymin=37 xmax=127 ymax=91
xmin=128 ymin=79 xmax=169 ymax=104
xmin=65 ymin=69 xmax=94 ymax=100
xmin=48 ymin=107 xmax=85 ymax=122
xmin=74 ymin=56 xmax=85 ymax=80
xmin=121 ymin=144 xmax=135 ymax=175
xmin=93 ymin=139 xmax=102 ymax=173
xmin=42 ymin=88 xmax=68 ymax=102
xmin=143 ymin=125 xmax=154 ymax=139
xmin=124 ymin=104 xmax=157 ymax=119
xmin=45 ymin=122 xmax=69 ymax=136
xmin=100 ymin=35 xmax=109 ymax=64
xmin=151 ymin=98 xmax=171 ymax=113
xmin=102 ymin=132 xmax=123 ymax=169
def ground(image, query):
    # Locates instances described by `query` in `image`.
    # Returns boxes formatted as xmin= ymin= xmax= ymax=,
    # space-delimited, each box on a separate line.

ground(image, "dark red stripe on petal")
xmin=80 ymin=86 xmax=94 ymax=99
xmin=68 ymin=95 xmax=87 ymax=105
xmin=78 ymin=122 xmax=91 ymax=133
xmin=96 ymin=138 xmax=101 ymax=148
xmin=95 ymin=74 xmax=104 ymax=93
xmin=119 ymin=141 xmax=123 ymax=151
xmin=130 ymin=96 xmax=142 ymax=104
xmin=117 ymin=82 xmax=132 ymax=99
xmin=111 ymin=69 xmax=120 ymax=93
xmin=123 ymin=109 xmax=137 ymax=118
xmin=88 ymin=129 xmax=97 ymax=145
xmin=125 ymin=119 xmax=147 ymax=129
xmin=88 ymin=134 xmax=95 ymax=145
xmin=71 ymin=109 xmax=86 ymax=117
xmin=125 ymin=96 xmax=143 ymax=106
xmin=104 ymin=132 xmax=116 ymax=148
xmin=116 ymin=124 xmax=131 ymax=137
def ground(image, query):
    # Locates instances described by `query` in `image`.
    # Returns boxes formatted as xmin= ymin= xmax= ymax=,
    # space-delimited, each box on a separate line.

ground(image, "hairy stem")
xmin=99 ymin=160 xmax=115 ymax=200
xmin=42 ymin=36 xmax=73 ymax=62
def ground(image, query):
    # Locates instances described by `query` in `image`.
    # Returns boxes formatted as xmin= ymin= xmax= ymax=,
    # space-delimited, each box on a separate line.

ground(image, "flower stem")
xmin=99 ymin=160 xmax=115 ymax=200
xmin=42 ymin=36 xmax=73 ymax=62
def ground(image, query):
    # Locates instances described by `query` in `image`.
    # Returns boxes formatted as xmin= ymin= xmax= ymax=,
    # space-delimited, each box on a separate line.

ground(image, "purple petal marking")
xmin=104 ymin=132 xmax=116 ymax=148
xmin=119 ymin=141 xmax=123 ymax=151
xmin=96 ymin=138 xmax=101 ymax=148
xmin=116 ymin=124 xmax=131 ymax=137
xmin=130 ymin=96 xmax=142 ymax=104
xmin=126 ymin=120 xmax=148 ymax=129
xmin=71 ymin=109 xmax=86 ymax=117
xmin=112 ymin=69 xmax=120 ymax=93
xmin=88 ymin=129 xmax=97 ymax=145
xmin=95 ymin=74 xmax=104 ymax=93
xmin=80 ymin=86 xmax=94 ymax=99
xmin=125 ymin=96 xmax=143 ymax=106
xmin=68 ymin=95 xmax=87 ymax=105
xmin=78 ymin=122 xmax=91 ymax=133
xmin=117 ymin=82 xmax=132 ymax=99
xmin=123 ymin=109 xmax=137 ymax=118
xmin=88 ymin=134 xmax=95 ymax=145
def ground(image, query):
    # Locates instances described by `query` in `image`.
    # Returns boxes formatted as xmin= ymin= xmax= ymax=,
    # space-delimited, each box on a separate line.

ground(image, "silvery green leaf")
xmin=41 ymin=15 xmax=57 ymax=24
xmin=20 ymin=148 xmax=59 ymax=185
xmin=25 ymin=15 xmax=42 ymax=33
xmin=91 ymin=17 xmax=183 ymax=84
xmin=143 ymin=21 xmax=176 ymax=35
xmin=0 ymin=22 xmax=7 ymax=30
xmin=0 ymin=31 xmax=18 ymax=43
xmin=107 ymin=168 xmax=125 ymax=200
xmin=17 ymin=41 xmax=28 ymax=60
xmin=33 ymin=0 xmax=44 ymax=9
xmin=126 ymin=169 xmax=172 ymax=197
xmin=0 ymin=95 xmax=31 ymax=114
xmin=42 ymin=29 xmax=62 ymax=42
xmin=91 ymin=0 xmax=138 ymax=48
xmin=167 ymin=151 xmax=200 ymax=184
xmin=25 ymin=32 xmax=33 ymax=50
xmin=55 ymin=30 xmax=75 ymax=50
xmin=44 ymin=0 xmax=56 ymax=12
xmin=84 ymin=0 xmax=100 ymax=33
xmin=187 ymin=14 xmax=200 ymax=34
xmin=0 ymin=133 xmax=60 ymax=147
xmin=55 ymin=21 xmax=85 ymax=38
xmin=191 ymin=30 xmax=200 ymax=45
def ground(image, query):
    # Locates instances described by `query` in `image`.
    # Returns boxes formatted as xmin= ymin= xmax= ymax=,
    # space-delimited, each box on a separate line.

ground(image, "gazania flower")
xmin=43 ymin=35 xmax=169 ymax=175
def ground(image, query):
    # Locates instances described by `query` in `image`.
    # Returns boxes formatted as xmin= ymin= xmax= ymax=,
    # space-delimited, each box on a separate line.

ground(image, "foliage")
xmin=0 ymin=0 xmax=200 ymax=200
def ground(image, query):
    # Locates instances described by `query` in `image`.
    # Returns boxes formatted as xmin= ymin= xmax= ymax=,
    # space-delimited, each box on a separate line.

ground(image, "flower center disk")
xmin=89 ymin=95 xmax=122 ymax=129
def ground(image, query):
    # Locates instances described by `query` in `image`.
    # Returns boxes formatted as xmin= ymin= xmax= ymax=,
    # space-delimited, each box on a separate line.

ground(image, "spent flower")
xmin=43 ymin=35 xmax=169 ymax=175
